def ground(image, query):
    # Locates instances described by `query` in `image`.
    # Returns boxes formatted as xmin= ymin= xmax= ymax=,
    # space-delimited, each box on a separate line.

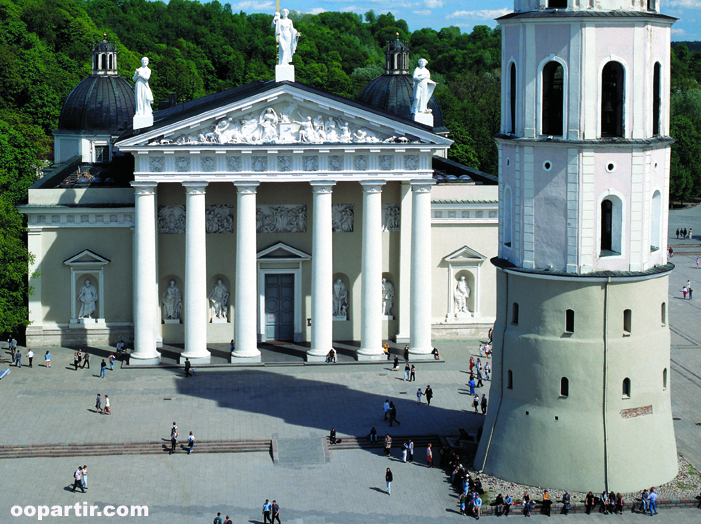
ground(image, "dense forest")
xmin=1 ymin=0 xmax=700 ymax=336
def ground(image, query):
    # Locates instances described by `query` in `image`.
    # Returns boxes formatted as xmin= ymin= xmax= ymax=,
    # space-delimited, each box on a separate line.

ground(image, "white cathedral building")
xmin=20 ymin=34 xmax=499 ymax=363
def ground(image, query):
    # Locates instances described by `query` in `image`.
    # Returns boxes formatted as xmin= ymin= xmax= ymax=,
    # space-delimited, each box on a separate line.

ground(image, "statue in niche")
xmin=272 ymin=9 xmax=300 ymax=65
xmin=454 ymin=276 xmax=471 ymax=314
xmin=132 ymin=57 xmax=154 ymax=116
xmin=411 ymin=58 xmax=437 ymax=114
xmin=381 ymin=278 xmax=395 ymax=317
xmin=77 ymin=279 xmax=98 ymax=319
xmin=208 ymin=279 xmax=230 ymax=321
xmin=162 ymin=280 xmax=183 ymax=320
xmin=333 ymin=279 xmax=349 ymax=320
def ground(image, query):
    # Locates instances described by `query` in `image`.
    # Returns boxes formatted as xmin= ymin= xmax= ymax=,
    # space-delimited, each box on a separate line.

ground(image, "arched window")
xmin=601 ymin=62 xmax=624 ymax=137
xmin=512 ymin=303 xmax=519 ymax=325
xmin=600 ymin=196 xmax=622 ymax=255
xmin=653 ymin=62 xmax=661 ymax=136
xmin=651 ymin=190 xmax=662 ymax=251
xmin=663 ymin=368 xmax=668 ymax=390
xmin=507 ymin=370 xmax=513 ymax=389
xmin=560 ymin=377 xmax=569 ymax=397
xmin=504 ymin=187 xmax=512 ymax=247
xmin=622 ymin=378 xmax=631 ymax=398
xmin=565 ymin=309 xmax=575 ymax=333
xmin=623 ymin=309 xmax=632 ymax=334
xmin=542 ymin=61 xmax=564 ymax=136
xmin=94 ymin=54 xmax=98 ymax=71
xmin=509 ymin=63 xmax=517 ymax=134
xmin=661 ymin=302 xmax=667 ymax=326
xmin=648 ymin=0 xmax=656 ymax=11
xmin=108 ymin=54 xmax=113 ymax=70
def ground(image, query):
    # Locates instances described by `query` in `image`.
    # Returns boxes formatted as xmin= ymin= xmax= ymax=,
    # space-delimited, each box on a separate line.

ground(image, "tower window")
xmin=601 ymin=62 xmax=625 ymax=137
xmin=623 ymin=309 xmax=632 ymax=334
xmin=547 ymin=0 xmax=567 ymax=7
xmin=663 ymin=368 xmax=668 ymax=390
xmin=661 ymin=302 xmax=666 ymax=326
xmin=622 ymin=377 xmax=631 ymax=398
xmin=648 ymin=0 xmax=656 ymax=11
xmin=507 ymin=370 xmax=513 ymax=390
xmin=600 ymin=196 xmax=622 ymax=255
xmin=504 ymin=187 xmax=512 ymax=247
xmin=653 ymin=62 xmax=661 ymax=136
xmin=565 ymin=309 xmax=575 ymax=333
xmin=512 ymin=303 xmax=519 ymax=325
xmin=560 ymin=377 xmax=569 ymax=397
xmin=651 ymin=190 xmax=662 ymax=251
xmin=542 ymin=61 xmax=564 ymax=136
xmin=108 ymin=54 xmax=113 ymax=70
xmin=509 ymin=63 xmax=517 ymax=134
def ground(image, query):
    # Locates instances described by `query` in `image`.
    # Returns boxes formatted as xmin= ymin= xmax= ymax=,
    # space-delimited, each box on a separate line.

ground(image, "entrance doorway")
xmin=264 ymin=274 xmax=295 ymax=341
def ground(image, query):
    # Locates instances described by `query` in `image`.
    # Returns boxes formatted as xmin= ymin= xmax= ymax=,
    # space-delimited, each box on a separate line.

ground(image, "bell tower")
xmin=475 ymin=0 xmax=677 ymax=491
xmin=91 ymin=34 xmax=119 ymax=76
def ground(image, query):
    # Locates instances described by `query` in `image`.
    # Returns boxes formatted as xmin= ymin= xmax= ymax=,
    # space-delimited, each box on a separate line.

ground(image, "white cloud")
xmin=671 ymin=28 xmax=687 ymax=35
xmin=448 ymin=9 xmax=511 ymax=20
xmin=232 ymin=1 xmax=274 ymax=11
xmin=413 ymin=9 xmax=432 ymax=15
xmin=669 ymin=0 xmax=701 ymax=7
xmin=340 ymin=5 xmax=360 ymax=11
xmin=424 ymin=0 xmax=443 ymax=7
xmin=305 ymin=7 xmax=327 ymax=14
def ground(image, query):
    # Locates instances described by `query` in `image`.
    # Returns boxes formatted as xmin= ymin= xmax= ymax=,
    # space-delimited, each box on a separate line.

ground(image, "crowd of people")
xmin=675 ymin=228 xmax=693 ymax=239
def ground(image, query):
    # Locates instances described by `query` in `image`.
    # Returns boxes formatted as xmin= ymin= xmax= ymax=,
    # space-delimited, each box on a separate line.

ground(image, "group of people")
xmin=169 ymin=422 xmax=195 ymax=454
xmin=260 ymin=500 xmax=281 ymax=524
xmin=383 ymin=399 xmax=401 ymax=426
xmin=71 ymin=465 xmax=89 ymax=493
xmin=675 ymin=228 xmax=693 ymax=239
xmin=94 ymin=393 xmax=111 ymax=415
xmin=682 ymin=279 xmax=693 ymax=300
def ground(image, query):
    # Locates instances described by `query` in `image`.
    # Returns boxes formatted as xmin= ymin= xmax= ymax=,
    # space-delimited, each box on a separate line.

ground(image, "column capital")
xmin=234 ymin=181 xmax=260 ymax=194
xmin=182 ymin=181 xmax=209 ymax=195
xmin=310 ymin=181 xmax=336 ymax=193
xmin=131 ymin=181 xmax=158 ymax=195
xmin=410 ymin=179 xmax=436 ymax=192
xmin=27 ymin=227 xmax=43 ymax=235
xmin=360 ymin=180 xmax=386 ymax=193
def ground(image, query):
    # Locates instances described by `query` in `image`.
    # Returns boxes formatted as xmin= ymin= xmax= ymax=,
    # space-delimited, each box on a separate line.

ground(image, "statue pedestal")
xmin=163 ymin=318 xmax=181 ymax=324
xmin=412 ymin=112 xmax=434 ymax=127
xmin=133 ymin=114 xmax=154 ymax=130
xmin=382 ymin=315 xmax=394 ymax=321
xmin=211 ymin=318 xmax=228 ymax=324
xmin=275 ymin=65 xmax=295 ymax=82
xmin=69 ymin=318 xmax=106 ymax=328
xmin=333 ymin=316 xmax=348 ymax=322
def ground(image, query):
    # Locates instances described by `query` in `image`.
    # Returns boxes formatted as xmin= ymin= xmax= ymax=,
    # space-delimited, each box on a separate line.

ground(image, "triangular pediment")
xmin=444 ymin=245 xmax=487 ymax=263
xmin=63 ymin=249 xmax=111 ymax=266
xmin=257 ymin=242 xmax=311 ymax=261
xmin=117 ymin=82 xmax=451 ymax=149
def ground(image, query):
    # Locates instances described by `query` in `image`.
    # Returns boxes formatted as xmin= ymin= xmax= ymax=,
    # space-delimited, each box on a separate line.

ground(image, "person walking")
xmin=223 ymin=516 xmax=232 ymax=524
xmin=484 ymin=362 xmax=490 ymax=381
xmin=402 ymin=441 xmax=408 ymax=462
xmin=478 ymin=344 xmax=484 ymax=357
xmin=682 ymin=285 xmax=688 ymax=299
xmin=82 ymin=352 xmax=90 ymax=369
xmin=81 ymin=465 xmax=88 ymax=490
xmin=425 ymin=385 xmax=433 ymax=405
xmin=468 ymin=378 xmax=476 ymax=396
xmin=383 ymin=399 xmax=390 ymax=420
xmin=410 ymin=365 xmax=416 ymax=382
xmin=271 ymin=501 xmax=281 ymax=524
xmin=474 ymin=493 xmax=482 ymax=520
xmin=170 ymin=426 xmax=178 ymax=454
xmin=45 ymin=350 xmax=51 ymax=368
xmin=481 ymin=394 xmax=488 ymax=414
xmin=104 ymin=394 xmax=111 ymax=415
xmin=676 ymin=228 xmax=680 ymax=239
xmin=27 ymin=349 xmax=34 ymax=367
xmin=696 ymin=257 xmax=700 ymax=270
xmin=392 ymin=356 xmax=399 ymax=370
xmin=187 ymin=431 xmax=195 ymax=454
xmin=15 ymin=349 xmax=21 ymax=368
xmin=648 ymin=487 xmax=658 ymax=515
xmin=262 ymin=499 xmax=272 ymax=524
xmin=100 ymin=359 xmax=106 ymax=378
xmin=416 ymin=388 xmax=422 ymax=403
xmin=95 ymin=393 xmax=102 ymax=414
xmin=213 ymin=512 xmax=223 ymax=524
xmin=389 ymin=402 xmax=400 ymax=426
xmin=469 ymin=356 xmax=475 ymax=372
xmin=404 ymin=363 xmax=410 ymax=381
xmin=73 ymin=352 xmax=79 ymax=370
xmin=408 ymin=439 xmax=414 ymax=462
xmin=472 ymin=394 xmax=479 ymax=413
xmin=184 ymin=358 xmax=192 ymax=378
xmin=72 ymin=466 xmax=85 ymax=493
xmin=426 ymin=443 xmax=433 ymax=468
xmin=476 ymin=366 xmax=484 ymax=388
xmin=385 ymin=467 xmax=393 ymax=495
xmin=109 ymin=353 xmax=115 ymax=370
xmin=384 ymin=434 xmax=392 ymax=457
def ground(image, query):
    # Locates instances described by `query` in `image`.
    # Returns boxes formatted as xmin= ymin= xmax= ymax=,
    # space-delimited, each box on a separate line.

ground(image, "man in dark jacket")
xmin=385 ymin=468 xmax=393 ymax=495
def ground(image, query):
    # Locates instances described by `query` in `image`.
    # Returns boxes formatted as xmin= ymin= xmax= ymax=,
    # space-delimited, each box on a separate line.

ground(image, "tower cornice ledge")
xmin=494 ymin=134 xmax=675 ymax=147
xmin=498 ymin=11 xmax=677 ymax=23
xmin=491 ymin=257 xmax=674 ymax=282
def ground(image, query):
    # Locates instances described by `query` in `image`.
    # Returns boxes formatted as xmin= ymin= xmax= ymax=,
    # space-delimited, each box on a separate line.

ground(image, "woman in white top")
xmin=104 ymin=395 xmax=111 ymax=415
xmin=45 ymin=351 xmax=51 ymax=368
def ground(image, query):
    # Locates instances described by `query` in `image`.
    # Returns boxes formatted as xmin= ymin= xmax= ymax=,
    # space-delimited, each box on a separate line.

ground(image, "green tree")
xmin=669 ymin=115 xmax=701 ymax=204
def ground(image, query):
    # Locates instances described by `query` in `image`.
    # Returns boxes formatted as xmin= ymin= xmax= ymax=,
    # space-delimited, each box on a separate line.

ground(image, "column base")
xmin=230 ymin=353 xmax=262 ymax=363
xmin=409 ymin=348 xmax=433 ymax=356
xmin=306 ymin=350 xmax=330 ymax=363
xmin=156 ymin=336 xmax=163 ymax=349
xmin=179 ymin=354 xmax=211 ymax=365
xmin=356 ymin=350 xmax=384 ymax=361
xmin=129 ymin=354 xmax=161 ymax=366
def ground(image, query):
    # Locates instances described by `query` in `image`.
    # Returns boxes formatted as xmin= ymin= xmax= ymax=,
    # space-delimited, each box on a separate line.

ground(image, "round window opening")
xmin=606 ymin=162 xmax=617 ymax=173
xmin=543 ymin=161 xmax=552 ymax=171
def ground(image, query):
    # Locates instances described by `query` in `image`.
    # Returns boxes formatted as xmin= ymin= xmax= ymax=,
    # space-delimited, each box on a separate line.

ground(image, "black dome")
xmin=357 ymin=74 xmax=447 ymax=134
xmin=57 ymin=75 xmax=136 ymax=134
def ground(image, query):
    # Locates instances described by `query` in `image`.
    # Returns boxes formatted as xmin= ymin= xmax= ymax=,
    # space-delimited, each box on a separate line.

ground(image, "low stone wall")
xmin=473 ymin=498 xmax=700 ymax=516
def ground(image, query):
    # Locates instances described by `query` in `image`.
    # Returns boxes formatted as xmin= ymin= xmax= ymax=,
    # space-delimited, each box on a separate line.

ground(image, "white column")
xmin=358 ymin=180 xmax=385 ymax=360
xmin=181 ymin=182 xmax=211 ymax=364
xmin=394 ymin=182 xmax=412 ymax=342
xmin=130 ymin=181 xmax=160 ymax=364
xmin=410 ymin=180 xmax=435 ymax=355
xmin=308 ymin=182 xmax=336 ymax=361
xmin=27 ymin=227 xmax=43 ymax=328
xmin=233 ymin=181 xmax=261 ymax=362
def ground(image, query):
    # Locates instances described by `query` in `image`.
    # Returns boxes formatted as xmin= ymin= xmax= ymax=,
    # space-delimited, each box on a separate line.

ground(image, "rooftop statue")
xmin=132 ymin=57 xmax=154 ymax=116
xmin=411 ymin=58 xmax=437 ymax=115
xmin=272 ymin=9 xmax=300 ymax=66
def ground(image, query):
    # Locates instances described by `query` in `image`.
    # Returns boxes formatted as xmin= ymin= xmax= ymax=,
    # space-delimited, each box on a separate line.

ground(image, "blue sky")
xmin=228 ymin=0 xmax=700 ymax=41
